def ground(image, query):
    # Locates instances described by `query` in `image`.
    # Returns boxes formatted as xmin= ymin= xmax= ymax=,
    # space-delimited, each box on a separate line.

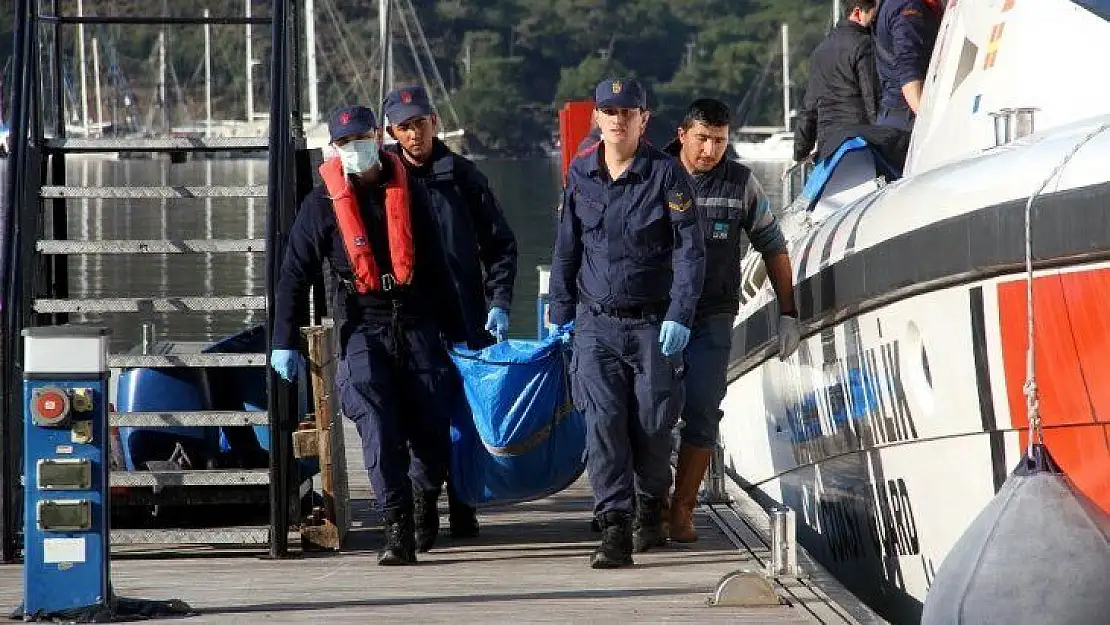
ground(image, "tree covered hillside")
xmin=1 ymin=0 xmax=837 ymax=155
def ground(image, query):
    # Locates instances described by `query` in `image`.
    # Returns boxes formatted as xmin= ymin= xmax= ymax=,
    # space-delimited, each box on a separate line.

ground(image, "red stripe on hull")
xmin=998 ymin=269 xmax=1110 ymax=513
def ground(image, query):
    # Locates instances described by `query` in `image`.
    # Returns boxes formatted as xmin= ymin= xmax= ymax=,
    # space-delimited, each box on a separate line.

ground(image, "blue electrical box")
xmin=22 ymin=326 xmax=111 ymax=617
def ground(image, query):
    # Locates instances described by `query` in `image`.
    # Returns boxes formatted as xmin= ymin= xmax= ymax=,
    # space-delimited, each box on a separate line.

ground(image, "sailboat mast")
xmin=246 ymin=0 xmax=254 ymax=123
xmin=92 ymin=35 xmax=103 ymax=135
xmin=158 ymin=3 xmax=167 ymax=131
xmin=378 ymin=0 xmax=392 ymax=119
xmin=77 ymin=0 xmax=90 ymax=133
xmin=781 ymin=22 xmax=790 ymax=131
xmin=306 ymin=0 xmax=319 ymax=124
xmin=204 ymin=8 xmax=212 ymax=136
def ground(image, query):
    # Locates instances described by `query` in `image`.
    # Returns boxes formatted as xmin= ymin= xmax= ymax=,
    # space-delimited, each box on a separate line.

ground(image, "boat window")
xmin=1074 ymin=0 xmax=1110 ymax=19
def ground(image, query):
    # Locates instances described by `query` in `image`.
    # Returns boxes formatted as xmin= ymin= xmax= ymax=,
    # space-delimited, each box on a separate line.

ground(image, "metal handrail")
xmin=37 ymin=15 xmax=274 ymax=25
xmin=780 ymin=158 xmax=815 ymax=207
xmin=265 ymin=0 xmax=299 ymax=559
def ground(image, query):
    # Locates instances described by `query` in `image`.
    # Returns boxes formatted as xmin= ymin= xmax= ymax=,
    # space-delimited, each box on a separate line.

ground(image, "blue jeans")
xmin=680 ymin=314 xmax=734 ymax=449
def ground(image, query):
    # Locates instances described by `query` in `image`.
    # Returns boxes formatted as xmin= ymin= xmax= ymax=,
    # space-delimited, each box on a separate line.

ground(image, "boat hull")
xmin=720 ymin=115 xmax=1110 ymax=622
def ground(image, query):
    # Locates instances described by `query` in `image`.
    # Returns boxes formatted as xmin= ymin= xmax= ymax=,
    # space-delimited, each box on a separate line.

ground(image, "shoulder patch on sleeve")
xmin=666 ymin=188 xmax=692 ymax=212
xmin=902 ymin=7 xmax=921 ymax=16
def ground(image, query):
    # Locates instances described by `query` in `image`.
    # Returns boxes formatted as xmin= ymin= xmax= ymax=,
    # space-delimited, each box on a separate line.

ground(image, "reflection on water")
xmin=51 ymin=156 xmax=787 ymax=351
xmin=60 ymin=158 xmax=267 ymax=351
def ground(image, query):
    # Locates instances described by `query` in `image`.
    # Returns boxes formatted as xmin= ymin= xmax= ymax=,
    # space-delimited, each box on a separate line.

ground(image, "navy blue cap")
xmin=328 ymin=105 xmax=377 ymax=142
xmin=383 ymin=85 xmax=434 ymax=126
xmin=595 ymin=78 xmax=647 ymax=109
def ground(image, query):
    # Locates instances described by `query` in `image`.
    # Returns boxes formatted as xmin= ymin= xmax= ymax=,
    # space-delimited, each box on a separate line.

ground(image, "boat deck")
xmin=0 ymin=420 xmax=880 ymax=623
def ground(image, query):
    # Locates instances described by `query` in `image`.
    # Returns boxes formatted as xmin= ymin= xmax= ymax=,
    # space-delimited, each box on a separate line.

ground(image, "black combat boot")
xmin=447 ymin=483 xmax=480 ymax=539
xmin=590 ymin=511 xmax=634 ymax=569
xmin=632 ymin=495 xmax=667 ymax=553
xmin=378 ymin=509 xmax=417 ymax=566
xmin=413 ymin=487 xmax=441 ymax=552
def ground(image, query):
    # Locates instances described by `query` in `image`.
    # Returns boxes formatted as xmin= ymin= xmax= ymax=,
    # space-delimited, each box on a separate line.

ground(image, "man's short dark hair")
xmin=846 ymin=0 xmax=877 ymax=17
xmin=680 ymin=98 xmax=731 ymax=130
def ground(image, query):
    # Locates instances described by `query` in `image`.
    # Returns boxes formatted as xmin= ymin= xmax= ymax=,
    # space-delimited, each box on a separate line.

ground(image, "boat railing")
xmin=780 ymin=158 xmax=814 ymax=208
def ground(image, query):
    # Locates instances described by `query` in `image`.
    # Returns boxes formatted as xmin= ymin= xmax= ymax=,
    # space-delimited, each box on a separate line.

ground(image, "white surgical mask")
xmin=337 ymin=138 xmax=380 ymax=174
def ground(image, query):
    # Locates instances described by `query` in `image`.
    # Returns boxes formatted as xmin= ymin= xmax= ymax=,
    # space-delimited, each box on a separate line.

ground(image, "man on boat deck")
xmin=793 ymin=0 xmax=879 ymax=163
xmin=874 ymin=0 xmax=944 ymax=132
xmin=383 ymin=85 xmax=520 ymax=550
xmin=549 ymin=78 xmax=705 ymax=568
xmin=270 ymin=105 xmax=464 ymax=566
xmin=664 ymin=98 xmax=800 ymax=543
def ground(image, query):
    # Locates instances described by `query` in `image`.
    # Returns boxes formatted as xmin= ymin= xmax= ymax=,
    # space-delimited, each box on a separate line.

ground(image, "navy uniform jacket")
xmin=549 ymin=141 xmax=705 ymax=327
xmin=874 ymin=0 xmax=942 ymax=112
xmin=273 ymin=155 xmax=462 ymax=350
xmin=664 ymin=141 xmax=786 ymax=322
xmin=386 ymin=139 xmax=518 ymax=347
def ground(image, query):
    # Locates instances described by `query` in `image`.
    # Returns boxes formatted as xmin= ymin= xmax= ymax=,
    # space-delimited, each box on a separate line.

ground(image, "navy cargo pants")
xmin=680 ymin=313 xmax=734 ymax=450
xmin=337 ymin=317 xmax=454 ymax=514
xmin=570 ymin=304 xmax=684 ymax=515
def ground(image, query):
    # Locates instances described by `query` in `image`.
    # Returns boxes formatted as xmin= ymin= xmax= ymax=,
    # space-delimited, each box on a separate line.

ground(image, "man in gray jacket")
xmin=665 ymin=98 xmax=800 ymax=542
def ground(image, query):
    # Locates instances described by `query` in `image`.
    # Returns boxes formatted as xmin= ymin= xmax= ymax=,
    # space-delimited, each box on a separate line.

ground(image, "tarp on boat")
xmin=448 ymin=326 xmax=586 ymax=507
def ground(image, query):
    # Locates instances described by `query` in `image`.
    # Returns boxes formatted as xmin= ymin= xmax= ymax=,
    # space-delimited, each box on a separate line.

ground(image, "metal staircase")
xmin=1 ymin=1 xmax=314 ymax=561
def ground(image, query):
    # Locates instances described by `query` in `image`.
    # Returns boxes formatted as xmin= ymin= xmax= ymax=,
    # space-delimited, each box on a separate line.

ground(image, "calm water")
xmin=39 ymin=155 xmax=787 ymax=351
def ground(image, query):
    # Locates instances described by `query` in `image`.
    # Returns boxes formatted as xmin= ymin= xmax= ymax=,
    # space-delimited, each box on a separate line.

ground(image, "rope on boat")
xmin=1021 ymin=122 xmax=1110 ymax=456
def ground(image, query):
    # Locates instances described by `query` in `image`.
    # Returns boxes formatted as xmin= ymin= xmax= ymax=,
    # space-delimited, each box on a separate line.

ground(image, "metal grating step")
xmin=38 ymin=239 xmax=266 ymax=254
xmin=40 ymin=185 xmax=268 ymax=199
xmin=112 ymin=486 xmax=270 ymax=507
xmin=109 ymin=353 xmax=267 ymax=368
xmin=35 ymin=296 xmax=266 ymax=314
xmin=110 ymin=410 xmax=269 ymax=427
xmin=110 ymin=526 xmax=271 ymax=546
xmin=46 ymin=137 xmax=271 ymax=152
xmin=110 ymin=469 xmax=270 ymax=488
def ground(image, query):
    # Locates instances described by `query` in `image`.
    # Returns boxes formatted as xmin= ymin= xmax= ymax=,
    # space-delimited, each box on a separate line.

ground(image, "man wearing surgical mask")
xmin=270 ymin=105 xmax=464 ymax=566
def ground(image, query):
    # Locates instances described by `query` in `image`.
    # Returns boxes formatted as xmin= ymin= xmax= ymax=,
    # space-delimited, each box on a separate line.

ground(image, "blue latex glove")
xmin=659 ymin=321 xmax=691 ymax=357
xmin=486 ymin=306 xmax=510 ymax=342
xmin=270 ymin=348 xmax=303 ymax=383
xmin=548 ymin=320 xmax=575 ymax=344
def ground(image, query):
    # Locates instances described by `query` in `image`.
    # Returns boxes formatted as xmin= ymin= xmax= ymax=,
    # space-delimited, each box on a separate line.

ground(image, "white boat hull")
xmin=732 ymin=131 xmax=795 ymax=163
xmin=720 ymin=113 xmax=1110 ymax=622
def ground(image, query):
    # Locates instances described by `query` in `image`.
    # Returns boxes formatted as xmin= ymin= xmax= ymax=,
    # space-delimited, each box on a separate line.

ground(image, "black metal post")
xmin=49 ymin=0 xmax=63 ymax=138
xmin=47 ymin=0 xmax=67 ymax=327
xmin=290 ymin=0 xmax=304 ymax=138
xmin=1 ymin=0 xmax=32 ymax=564
xmin=265 ymin=0 xmax=297 ymax=559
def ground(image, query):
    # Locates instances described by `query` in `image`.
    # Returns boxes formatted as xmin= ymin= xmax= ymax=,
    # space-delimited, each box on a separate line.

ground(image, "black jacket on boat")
xmin=793 ymin=21 xmax=879 ymax=162
xmin=386 ymin=139 xmax=518 ymax=348
xmin=665 ymin=141 xmax=787 ymax=322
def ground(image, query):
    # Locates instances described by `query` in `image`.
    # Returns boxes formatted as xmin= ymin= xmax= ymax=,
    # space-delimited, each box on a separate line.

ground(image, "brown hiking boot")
xmin=669 ymin=444 xmax=712 ymax=543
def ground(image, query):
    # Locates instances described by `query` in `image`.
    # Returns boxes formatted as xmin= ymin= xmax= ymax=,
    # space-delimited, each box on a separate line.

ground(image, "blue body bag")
xmin=448 ymin=330 xmax=586 ymax=507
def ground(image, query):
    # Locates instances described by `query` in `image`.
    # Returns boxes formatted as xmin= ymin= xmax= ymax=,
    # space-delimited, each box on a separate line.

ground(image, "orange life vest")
xmin=318 ymin=151 xmax=415 ymax=293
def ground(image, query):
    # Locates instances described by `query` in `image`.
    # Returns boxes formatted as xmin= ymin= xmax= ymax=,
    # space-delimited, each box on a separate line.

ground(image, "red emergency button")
xmin=32 ymin=387 xmax=70 ymax=426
